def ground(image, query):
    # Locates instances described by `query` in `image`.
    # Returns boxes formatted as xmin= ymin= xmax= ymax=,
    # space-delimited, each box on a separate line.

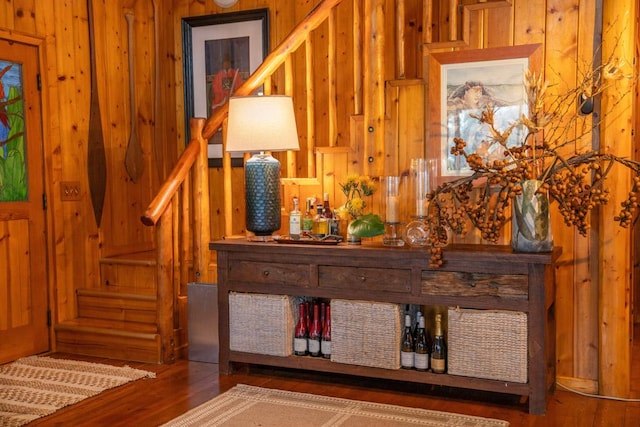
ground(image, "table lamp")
xmin=225 ymin=95 xmax=300 ymax=240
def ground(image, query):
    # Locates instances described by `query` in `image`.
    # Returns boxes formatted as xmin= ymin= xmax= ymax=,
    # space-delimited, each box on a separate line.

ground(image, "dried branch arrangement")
xmin=424 ymin=47 xmax=640 ymax=267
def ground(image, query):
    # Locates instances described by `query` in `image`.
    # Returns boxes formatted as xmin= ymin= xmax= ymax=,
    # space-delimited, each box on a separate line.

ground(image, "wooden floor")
xmin=28 ymin=329 xmax=640 ymax=427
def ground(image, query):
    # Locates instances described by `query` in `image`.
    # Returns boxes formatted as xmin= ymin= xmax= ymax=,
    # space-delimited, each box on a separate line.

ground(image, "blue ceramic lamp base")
xmin=245 ymin=153 xmax=281 ymax=239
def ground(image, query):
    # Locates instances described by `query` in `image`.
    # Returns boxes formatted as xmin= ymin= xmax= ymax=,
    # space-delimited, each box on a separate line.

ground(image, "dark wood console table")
xmin=211 ymin=239 xmax=560 ymax=415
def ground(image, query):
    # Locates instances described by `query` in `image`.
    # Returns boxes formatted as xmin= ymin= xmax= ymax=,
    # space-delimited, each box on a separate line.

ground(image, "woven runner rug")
xmin=162 ymin=384 xmax=509 ymax=427
xmin=0 ymin=356 xmax=155 ymax=426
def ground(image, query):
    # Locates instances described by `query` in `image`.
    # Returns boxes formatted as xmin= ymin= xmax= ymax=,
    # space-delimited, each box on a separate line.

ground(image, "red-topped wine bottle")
xmin=308 ymin=302 xmax=321 ymax=357
xmin=294 ymin=301 xmax=308 ymax=356
xmin=321 ymin=304 xmax=331 ymax=359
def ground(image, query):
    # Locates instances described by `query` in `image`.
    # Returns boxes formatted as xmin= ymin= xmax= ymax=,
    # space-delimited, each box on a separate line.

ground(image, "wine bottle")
xmin=321 ymin=304 xmax=331 ymax=359
xmin=414 ymin=316 xmax=429 ymax=371
xmin=289 ymin=196 xmax=302 ymax=239
xmin=413 ymin=310 xmax=422 ymax=343
xmin=308 ymin=301 xmax=321 ymax=357
xmin=294 ymin=300 xmax=308 ymax=356
xmin=305 ymin=301 xmax=311 ymax=331
xmin=431 ymin=313 xmax=447 ymax=373
xmin=400 ymin=313 xmax=415 ymax=369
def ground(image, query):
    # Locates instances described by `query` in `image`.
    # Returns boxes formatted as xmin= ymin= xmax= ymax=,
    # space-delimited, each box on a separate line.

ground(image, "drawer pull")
xmin=360 ymin=275 xmax=366 ymax=282
xmin=263 ymin=270 xmax=270 ymax=277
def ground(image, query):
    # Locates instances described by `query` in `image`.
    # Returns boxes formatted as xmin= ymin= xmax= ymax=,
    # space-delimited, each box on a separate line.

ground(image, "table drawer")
xmin=319 ymin=265 xmax=411 ymax=293
xmin=227 ymin=260 xmax=310 ymax=286
xmin=421 ymin=271 xmax=528 ymax=299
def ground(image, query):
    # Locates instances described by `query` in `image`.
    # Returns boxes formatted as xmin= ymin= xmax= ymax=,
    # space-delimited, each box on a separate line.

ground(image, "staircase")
xmin=54 ymin=252 xmax=165 ymax=363
xmin=53 ymin=0 xmax=359 ymax=364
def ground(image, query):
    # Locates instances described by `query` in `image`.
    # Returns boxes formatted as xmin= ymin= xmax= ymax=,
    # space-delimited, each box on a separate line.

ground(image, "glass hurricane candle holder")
xmin=382 ymin=176 xmax=405 ymax=247
xmin=404 ymin=158 xmax=437 ymax=247
xmin=408 ymin=158 xmax=437 ymax=218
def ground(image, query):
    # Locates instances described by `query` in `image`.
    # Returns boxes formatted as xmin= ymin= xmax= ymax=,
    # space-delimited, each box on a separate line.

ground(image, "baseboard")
xmin=556 ymin=375 xmax=598 ymax=394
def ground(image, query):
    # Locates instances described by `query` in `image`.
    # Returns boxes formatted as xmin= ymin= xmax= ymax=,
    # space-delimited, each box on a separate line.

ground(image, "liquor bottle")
xmin=302 ymin=198 xmax=314 ymax=235
xmin=329 ymin=209 xmax=340 ymax=236
xmin=431 ymin=313 xmax=447 ymax=373
xmin=400 ymin=313 xmax=415 ymax=369
xmin=414 ymin=316 xmax=429 ymax=371
xmin=308 ymin=301 xmax=322 ymax=357
xmin=312 ymin=204 xmax=328 ymax=237
xmin=321 ymin=304 xmax=331 ymax=359
xmin=294 ymin=301 xmax=308 ymax=356
xmin=289 ymin=196 xmax=302 ymax=239
xmin=322 ymin=192 xmax=333 ymax=220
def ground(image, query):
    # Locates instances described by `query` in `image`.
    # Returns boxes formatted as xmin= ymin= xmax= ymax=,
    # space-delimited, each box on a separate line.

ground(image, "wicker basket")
xmin=331 ymin=299 xmax=401 ymax=370
xmin=448 ymin=308 xmax=528 ymax=383
xmin=229 ymin=292 xmax=295 ymax=356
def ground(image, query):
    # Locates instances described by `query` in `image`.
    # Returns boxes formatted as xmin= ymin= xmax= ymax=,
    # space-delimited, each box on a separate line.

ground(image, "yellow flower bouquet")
xmin=339 ymin=174 xmax=384 ymax=238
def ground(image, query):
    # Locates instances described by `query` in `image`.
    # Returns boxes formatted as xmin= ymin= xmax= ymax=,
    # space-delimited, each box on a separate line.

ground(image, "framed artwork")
xmin=426 ymin=44 xmax=541 ymax=181
xmin=182 ymin=8 xmax=269 ymax=167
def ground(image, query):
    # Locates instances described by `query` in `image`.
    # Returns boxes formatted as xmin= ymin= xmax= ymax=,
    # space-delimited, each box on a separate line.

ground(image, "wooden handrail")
xmin=140 ymin=140 xmax=199 ymax=226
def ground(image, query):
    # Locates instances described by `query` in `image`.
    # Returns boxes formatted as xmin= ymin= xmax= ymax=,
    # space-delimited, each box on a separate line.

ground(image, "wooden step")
xmin=54 ymin=318 xmax=162 ymax=364
xmin=99 ymin=251 xmax=157 ymax=295
xmin=76 ymin=289 xmax=157 ymax=324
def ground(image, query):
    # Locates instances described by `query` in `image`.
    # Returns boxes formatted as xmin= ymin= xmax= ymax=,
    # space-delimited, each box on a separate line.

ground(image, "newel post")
xmin=157 ymin=207 xmax=174 ymax=363
xmin=190 ymin=118 xmax=212 ymax=283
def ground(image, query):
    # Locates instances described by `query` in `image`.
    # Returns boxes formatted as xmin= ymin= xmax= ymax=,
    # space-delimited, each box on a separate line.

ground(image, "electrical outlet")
xmin=61 ymin=181 xmax=81 ymax=201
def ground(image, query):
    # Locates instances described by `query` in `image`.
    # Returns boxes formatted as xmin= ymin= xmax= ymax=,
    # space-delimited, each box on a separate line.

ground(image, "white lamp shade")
xmin=225 ymin=95 xmax=300 ymax=153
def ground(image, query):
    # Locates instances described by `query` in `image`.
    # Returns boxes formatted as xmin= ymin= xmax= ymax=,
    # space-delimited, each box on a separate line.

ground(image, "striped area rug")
xmin=162 ymin=384 xmax=510 ymax=427
xmin=0 ymin=356 xmax=155 ymax=426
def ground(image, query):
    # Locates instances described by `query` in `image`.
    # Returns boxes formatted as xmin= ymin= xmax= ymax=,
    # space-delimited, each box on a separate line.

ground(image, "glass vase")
xmin=511 ymin=180 xmax=553 ymax=252
xmin=347 ymin=220 xmax=361 ymax=245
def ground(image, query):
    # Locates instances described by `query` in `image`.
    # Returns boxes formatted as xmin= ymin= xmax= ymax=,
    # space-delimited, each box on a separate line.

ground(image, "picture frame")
xmin=182 ymin=8 xmax=269 ymax=167
xmin=426 ymin=44 xmax=541 ymax=183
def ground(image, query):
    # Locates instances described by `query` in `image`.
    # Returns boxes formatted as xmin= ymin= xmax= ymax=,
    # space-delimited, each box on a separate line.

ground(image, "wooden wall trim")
xmin=598 ymin=0 xmax=636 ymax=398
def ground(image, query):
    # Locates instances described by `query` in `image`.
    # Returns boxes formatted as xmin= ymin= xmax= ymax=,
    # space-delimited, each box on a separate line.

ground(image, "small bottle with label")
xmin=312 ymin=204 xmax=328 ymax=237
xmin=302 ymin=198 xmax=314 ymax=236
xmin=322 ymin=193 xmax=333 ymax=220
xmin=289 ymin=197 xmax=301 ymax=239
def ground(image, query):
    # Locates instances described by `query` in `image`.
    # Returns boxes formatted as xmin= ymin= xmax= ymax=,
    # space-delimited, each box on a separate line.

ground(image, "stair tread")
xmin=77 ymin=288 xmax=157 ymax=301
xmin=57 ymin=318 xmax=158 ymax=334
xmin=99 ymin=251 xmax=156 ymax=266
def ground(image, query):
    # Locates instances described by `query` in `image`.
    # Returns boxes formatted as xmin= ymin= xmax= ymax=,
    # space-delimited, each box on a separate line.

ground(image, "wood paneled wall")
xmin=0 ymin=0 xmax=636 ymax=397
xmin=0 ymin=1 xmax=180 ymax=323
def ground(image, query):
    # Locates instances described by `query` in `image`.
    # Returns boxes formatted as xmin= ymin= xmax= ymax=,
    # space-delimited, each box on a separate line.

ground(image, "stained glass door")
xmin=0 ymin=38 xmax=49 ymax=363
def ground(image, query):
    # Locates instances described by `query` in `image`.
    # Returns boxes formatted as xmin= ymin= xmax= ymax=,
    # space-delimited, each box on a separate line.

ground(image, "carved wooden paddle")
xmin=87 ymin=0 xmax=107 ymax=226
xmin=125 ymin=12 xmax=144 ymax=182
